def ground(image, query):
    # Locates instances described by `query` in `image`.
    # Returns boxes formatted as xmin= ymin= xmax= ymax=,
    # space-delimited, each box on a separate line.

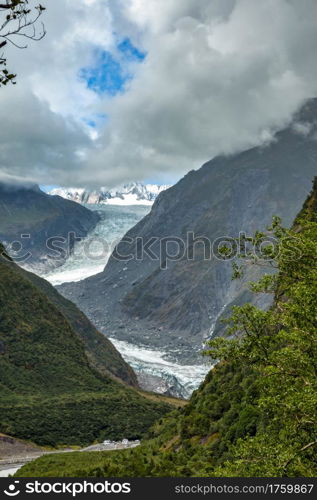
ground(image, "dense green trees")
xmin=210 ymin=183 xmax=317 ymax=476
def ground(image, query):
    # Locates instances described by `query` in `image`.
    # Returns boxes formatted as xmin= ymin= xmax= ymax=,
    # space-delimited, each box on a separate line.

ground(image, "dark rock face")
xmin=0 ymin=183 xmax=100 ymax=272
xmin=136 ymin=372 xmax=186 ymax=399
xmin=59 ymin=99 xmax=317 ymax=362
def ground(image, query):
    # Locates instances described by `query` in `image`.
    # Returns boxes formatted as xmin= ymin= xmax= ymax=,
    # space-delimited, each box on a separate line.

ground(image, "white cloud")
xmin=0 ymin=0 xmax=317 ymax=187
xmin=292 ymin=121 xmax=314 ymax=137
xmin=0 ymin=85 xmax=91 ymax=185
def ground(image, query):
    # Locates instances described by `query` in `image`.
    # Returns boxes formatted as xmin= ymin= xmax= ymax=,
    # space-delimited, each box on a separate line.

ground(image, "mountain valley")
xmin=18 ymin=178 xmax=317 ymax=477
xmin=58 ymin=99 xmax=317 ymax=364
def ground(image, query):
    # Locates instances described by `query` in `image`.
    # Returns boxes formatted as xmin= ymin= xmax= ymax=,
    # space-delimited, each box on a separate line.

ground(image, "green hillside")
xmin=0 ymin=244 xmax=172 ymax=447
xmin=9 ymin=262 xmax=138 ymax=386
xmin=20 ymin=178 xmax=317 ymax=477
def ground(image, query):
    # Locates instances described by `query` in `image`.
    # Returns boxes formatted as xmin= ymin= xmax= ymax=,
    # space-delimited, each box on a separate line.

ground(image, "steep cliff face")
xmin=0 ymin=183 xmax=100 ymax=272
xmin=59 ymin=99 xmax=317 ymax=361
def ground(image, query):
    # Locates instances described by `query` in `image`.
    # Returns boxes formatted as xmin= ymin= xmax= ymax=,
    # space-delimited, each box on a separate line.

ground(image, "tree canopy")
xmin=0 ymin=0 xmax=45 ymax=86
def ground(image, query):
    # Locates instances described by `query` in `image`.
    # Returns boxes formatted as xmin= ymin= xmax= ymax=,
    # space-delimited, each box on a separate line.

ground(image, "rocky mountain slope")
xmin=22 ymin=178 xmax=317 ymax=477
xmin=49 ymin=183 xmax=170 ymax=206
xmin=59 ymin=99 xmax=317 ymax=363
xmin=0 ymin=183 xmax=100 ymax=272
xmin=0 ymin=243 xmax=171 ymax=446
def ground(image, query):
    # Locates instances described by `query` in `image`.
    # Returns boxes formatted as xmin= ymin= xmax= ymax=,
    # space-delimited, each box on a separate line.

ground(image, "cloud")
xmin=292 ymin=121 xmax=314 ymax=137
xmin=1 ymin=0 xmax=317 ymax=187
xmin=0 ymin=86 xmax=91 ymax=186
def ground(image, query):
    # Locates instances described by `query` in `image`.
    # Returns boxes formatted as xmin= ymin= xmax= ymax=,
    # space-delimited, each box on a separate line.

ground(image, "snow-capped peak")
xmin=49 ymin=183 xmax=171 ymax=206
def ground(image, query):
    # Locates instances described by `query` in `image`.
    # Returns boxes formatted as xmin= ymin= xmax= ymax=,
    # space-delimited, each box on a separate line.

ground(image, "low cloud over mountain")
xmin=1 ymin=0 xmax=317 ymax=187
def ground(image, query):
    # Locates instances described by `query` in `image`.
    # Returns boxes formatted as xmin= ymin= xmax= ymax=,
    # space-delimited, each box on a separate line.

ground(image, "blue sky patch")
xmin=80 ymin=50 xmax=127 ymax=96
xmin=118 ymin=38 xmax=146 ymax=62
xmin=80 ymin=38 xmax=146 ymax=96
xmin=40 ymin=185 xmax=58 ymax=193
xmin=82 ymin=113 xmax=108 ymax=129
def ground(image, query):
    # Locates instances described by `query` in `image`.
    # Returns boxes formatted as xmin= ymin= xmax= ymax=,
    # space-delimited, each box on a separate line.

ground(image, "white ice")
xmin=110 ymin=338 xmax=211 ymax=398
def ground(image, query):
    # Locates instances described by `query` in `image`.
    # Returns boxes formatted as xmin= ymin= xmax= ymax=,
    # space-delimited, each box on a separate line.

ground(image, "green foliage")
xmin=0 ymin=392 xmax=171 ymax=448
xmin=20 ymin=179 xmax=317 ymax=477
xmin=206 ymin=181 xmax=317 ymax=476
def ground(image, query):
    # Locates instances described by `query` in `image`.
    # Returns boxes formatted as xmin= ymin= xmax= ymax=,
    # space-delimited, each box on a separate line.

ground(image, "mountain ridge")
xmin=6 ymin=258 xmax=138 ymax=387
xmin=0 ymin=183 xmax=100 ymax=273
xmin=49 ymin=183 xmax=171 ymax=206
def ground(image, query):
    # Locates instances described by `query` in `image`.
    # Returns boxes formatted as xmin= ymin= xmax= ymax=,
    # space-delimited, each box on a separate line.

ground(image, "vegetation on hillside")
xmin=11 ymin=261 xmax=138 ymax=386
xmin=19 ymin=179 xmax=317 ymax=477
xmin=0 ymin=243 xmax=172 ymax=447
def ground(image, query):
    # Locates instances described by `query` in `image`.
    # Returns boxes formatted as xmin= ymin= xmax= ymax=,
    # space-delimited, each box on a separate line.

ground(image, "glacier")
xmin=110 ymin=338 xmax=211 ymax=399
xmin=40 ymin=203 xmax=210 ymax=398
xmin=41 ymin=205 xmax=150 ymax=285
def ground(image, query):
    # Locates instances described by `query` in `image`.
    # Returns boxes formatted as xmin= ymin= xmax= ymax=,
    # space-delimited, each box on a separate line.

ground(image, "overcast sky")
xmin=0 ymin=0 xmax=317 ymax=188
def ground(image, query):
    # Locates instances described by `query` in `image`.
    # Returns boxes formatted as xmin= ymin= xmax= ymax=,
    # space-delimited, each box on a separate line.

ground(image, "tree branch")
xmin=0 ymin=3 xmax=19 ymax=8
xmin=0 ymin=1 xmax=46 ymax=87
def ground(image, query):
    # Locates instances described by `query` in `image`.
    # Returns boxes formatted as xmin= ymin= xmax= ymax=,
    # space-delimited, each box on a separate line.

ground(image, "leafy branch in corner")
xmin=0 ymin=0 xmax=46 ymax=86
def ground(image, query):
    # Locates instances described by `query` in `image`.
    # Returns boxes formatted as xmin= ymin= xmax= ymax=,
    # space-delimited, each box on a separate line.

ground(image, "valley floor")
xmin=0 ymin=438 xmax=141 ymax=477
xmin=37 ymin=204 xmax=211 ymax=399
